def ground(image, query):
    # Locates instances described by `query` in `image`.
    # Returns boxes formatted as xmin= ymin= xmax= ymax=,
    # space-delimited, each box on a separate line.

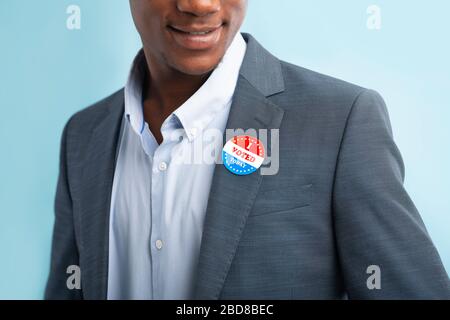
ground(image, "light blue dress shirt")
xmin=107 ymin=33 xmax=247 ymax=300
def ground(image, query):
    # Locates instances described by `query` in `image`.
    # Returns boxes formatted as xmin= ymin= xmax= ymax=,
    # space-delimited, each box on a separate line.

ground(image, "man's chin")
xmin=171 ymin=56 xmax=223 ymax=77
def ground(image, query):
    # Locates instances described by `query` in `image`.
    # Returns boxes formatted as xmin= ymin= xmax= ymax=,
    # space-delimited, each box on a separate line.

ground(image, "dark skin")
xmin=129 ymin=0 xmax=248 ymax=144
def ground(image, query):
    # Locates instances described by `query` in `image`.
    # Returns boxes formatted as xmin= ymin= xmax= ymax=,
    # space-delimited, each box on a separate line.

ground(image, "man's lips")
xmin=167 ymin=24 xmax=224 ymax=50
xmin=168 ymin=24 xmax=223 ymax=34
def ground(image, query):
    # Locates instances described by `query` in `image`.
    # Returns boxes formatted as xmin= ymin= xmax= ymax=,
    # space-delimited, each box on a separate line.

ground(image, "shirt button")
xmin=188 ymin=128 xmax=197 ymax=140
xmin=155 ymin=239 xmax=163 ymax=250
xmin=158 ymin=161 xmax=168 ymax=171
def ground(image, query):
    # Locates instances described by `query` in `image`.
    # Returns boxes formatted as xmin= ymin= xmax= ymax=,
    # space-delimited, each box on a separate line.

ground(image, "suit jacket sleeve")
xmin=332 ymin=89 xmax=450 ymax=299
xmin=45 ymin=118 xmax=83 ymax=299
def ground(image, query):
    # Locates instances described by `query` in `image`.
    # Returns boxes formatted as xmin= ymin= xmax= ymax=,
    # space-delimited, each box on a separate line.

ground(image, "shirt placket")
xmin=149 ymin=122 xmax=174 ymax=299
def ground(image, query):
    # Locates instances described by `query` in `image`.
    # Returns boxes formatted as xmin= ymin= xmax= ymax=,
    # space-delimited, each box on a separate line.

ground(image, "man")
xmin=45 ymin=0 xmax=449 ymax=299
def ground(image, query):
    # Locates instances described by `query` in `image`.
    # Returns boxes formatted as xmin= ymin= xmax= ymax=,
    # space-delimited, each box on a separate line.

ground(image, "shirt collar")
xmin=124 ymin=32 xmax=247 ymax=141
xmin=124 ymin=50 xmax=147 ymax=135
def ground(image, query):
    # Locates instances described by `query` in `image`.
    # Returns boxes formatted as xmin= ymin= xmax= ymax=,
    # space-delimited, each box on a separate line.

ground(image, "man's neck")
xmin=141 ymin=50 xmax=213 ymax=144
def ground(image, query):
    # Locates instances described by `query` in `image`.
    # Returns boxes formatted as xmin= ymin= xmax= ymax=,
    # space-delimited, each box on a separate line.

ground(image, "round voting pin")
xmin=222 ymin=135 xmax=265 ymax=176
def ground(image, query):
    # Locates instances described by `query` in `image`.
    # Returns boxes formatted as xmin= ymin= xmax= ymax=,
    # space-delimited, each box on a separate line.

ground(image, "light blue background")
xmin=0 ymin=0 xmax=449 ymax=299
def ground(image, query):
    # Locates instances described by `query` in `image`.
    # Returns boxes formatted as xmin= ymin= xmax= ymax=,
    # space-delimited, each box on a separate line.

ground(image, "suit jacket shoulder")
xmin=278 ymin=60 xmax=368 ymax=112
xmin=67 ymin=89 xmax=124 ymax=135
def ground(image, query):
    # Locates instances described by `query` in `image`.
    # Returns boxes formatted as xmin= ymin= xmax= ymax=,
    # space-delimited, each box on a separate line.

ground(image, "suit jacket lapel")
xmin=78 ymin=91 xmax=124 ymax=299
xmin=194 ymin=34 xmax=285 ymax=299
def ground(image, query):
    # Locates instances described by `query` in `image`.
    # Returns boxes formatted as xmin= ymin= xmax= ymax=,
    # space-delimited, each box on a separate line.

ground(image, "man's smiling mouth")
xmin=168 ymin=24 xmax=223 ymax=34
xmin=167 ymin=24 xmax=225 ymax=50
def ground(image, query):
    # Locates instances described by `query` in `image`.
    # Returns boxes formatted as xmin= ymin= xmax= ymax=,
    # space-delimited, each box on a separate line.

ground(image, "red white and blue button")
xmin=222 ymin=135 xmax=265 ymax=176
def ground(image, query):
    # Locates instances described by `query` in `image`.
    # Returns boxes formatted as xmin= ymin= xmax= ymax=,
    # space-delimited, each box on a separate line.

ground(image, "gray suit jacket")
xmin=45 ymin=33 xmax=450 ymax=299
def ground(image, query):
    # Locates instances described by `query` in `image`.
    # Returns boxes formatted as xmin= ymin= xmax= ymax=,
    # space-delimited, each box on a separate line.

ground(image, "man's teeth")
xmin=188 ymin=31 xmax=211 ymax=35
